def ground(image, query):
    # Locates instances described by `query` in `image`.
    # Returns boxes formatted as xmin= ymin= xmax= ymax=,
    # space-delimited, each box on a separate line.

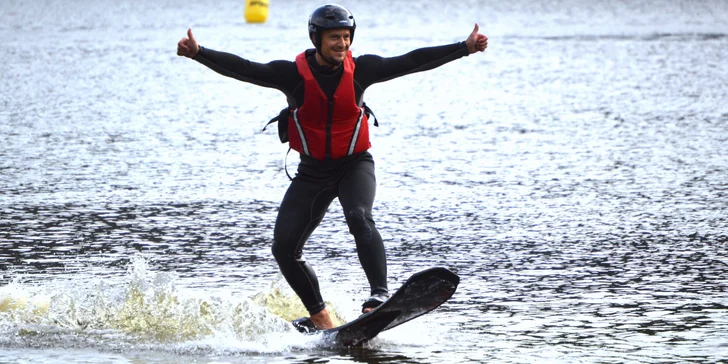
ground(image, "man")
xmin=177 ymin=4 xmax=488 ymax=330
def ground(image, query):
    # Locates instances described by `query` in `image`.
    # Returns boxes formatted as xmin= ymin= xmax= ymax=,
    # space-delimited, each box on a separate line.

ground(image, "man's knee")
xmin=271 ymin=239 xmax=300 ymax=262
xmin=347 ymin=206 xmax=373 ymax=243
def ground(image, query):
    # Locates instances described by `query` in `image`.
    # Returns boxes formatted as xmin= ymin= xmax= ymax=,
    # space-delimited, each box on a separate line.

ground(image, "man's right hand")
xmin=177 ymin=28 xmax=200 ymax=58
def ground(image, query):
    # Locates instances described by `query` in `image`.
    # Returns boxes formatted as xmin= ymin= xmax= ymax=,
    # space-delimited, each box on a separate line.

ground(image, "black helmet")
xmin=308 ymin=4 xmax=356 ymax=46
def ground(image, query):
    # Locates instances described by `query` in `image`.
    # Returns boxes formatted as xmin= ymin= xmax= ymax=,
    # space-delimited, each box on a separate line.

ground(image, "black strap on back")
xmin=262 ymin=107 xmax=290 ymax=143
xmin=363 ymin=102 xmax=378 ymax=127
xmin=284 ymin=147 xmax=293 ymax=181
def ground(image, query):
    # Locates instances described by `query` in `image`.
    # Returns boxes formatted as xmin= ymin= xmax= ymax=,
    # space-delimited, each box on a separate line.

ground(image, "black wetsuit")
xmin=194 ymin=42 xmax=469 ymax=315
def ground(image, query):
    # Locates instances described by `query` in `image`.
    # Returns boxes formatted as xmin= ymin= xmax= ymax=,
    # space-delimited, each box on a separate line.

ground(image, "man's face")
xmin=319 ymin=28 xmax=351 ymax=65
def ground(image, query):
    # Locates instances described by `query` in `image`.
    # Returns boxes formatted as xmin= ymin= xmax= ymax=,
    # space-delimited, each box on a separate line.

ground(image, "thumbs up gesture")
xmin=177 ymin=28 xmax=200 ymax=58
xmin=465 ymin=23 xmax=488 ymax=54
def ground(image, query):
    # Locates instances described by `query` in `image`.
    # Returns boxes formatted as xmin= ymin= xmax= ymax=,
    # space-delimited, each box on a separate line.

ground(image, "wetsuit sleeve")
xmin=354 ymin=42 xmax=469 ymax=89
xmin=193 ymin=46 xmax=299 ymax=94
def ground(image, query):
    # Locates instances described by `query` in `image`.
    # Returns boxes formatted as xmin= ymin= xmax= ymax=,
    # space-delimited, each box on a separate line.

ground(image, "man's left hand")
xmin=466 ymin=23 xmax=488 ymax=54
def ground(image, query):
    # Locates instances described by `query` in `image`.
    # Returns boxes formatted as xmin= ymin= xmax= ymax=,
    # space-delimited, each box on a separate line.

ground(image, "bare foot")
xmin=310 ymin=308 xmax=335 ymax=330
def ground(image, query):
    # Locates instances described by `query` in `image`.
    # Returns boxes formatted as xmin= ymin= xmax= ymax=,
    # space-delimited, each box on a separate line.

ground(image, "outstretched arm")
xmin=354 ymin=23 xmax=489 ymax=89
xmin=176 ymin=28 xmax=299 ymax=93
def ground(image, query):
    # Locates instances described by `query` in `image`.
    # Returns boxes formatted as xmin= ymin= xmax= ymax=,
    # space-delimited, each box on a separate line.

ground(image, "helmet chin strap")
xmin=313 ymin=36 xmax=343 ymax=67
xmin=315 ymin=49 xmax=343 ymax=67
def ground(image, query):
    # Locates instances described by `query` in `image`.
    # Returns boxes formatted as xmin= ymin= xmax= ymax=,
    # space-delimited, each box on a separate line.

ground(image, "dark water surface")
xmin=2 ymin=0 xmax=728 ymax=362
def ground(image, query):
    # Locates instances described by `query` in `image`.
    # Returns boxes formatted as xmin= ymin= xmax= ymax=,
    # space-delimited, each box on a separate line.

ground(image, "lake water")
xmin=2 ymin=0 xmax=728 ymax=362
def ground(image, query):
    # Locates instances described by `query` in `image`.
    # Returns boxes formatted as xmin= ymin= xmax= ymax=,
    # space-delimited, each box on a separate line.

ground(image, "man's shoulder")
xmin=353 ymin=53 xmax=382 ymax=61
xmin=352 ymin=54 xmax=383 ymax=67
xmin=268 ymin=59 xmax=297 ymax=67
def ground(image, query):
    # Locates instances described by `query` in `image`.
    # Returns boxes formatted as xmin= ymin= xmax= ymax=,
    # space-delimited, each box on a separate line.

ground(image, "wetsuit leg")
xmin=272 ymin=177 xmax=337 ymax=315
xmin=338 ymin=156 xmax=388 ymax=297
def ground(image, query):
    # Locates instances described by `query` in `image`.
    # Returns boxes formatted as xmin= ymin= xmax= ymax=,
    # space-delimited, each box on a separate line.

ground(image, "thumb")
xmin=471 ymin=23 xmax=480 ymax=36
xmin=187 ymin=28 xmax=196 ymax=42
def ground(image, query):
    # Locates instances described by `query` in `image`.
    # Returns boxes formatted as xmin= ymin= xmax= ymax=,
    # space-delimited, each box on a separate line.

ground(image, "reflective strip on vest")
xmin=292 ymin=108 xmax=310 ymax=156
xmin=347 ymin=108 xmax=365 ymax=156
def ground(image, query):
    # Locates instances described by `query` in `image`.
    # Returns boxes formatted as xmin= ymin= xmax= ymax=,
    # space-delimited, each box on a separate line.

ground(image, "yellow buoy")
xmin=244 ymin=0 xmax=269 ymax=23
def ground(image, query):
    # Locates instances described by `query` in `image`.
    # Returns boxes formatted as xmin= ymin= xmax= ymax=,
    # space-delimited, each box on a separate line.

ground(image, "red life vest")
xmin=288 ymin=50 xmax=370 ymax=160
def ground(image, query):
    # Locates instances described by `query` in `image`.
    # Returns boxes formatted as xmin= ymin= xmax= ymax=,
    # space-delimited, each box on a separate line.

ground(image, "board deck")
xmin=294 ymin=267 xmax=460 ymax=346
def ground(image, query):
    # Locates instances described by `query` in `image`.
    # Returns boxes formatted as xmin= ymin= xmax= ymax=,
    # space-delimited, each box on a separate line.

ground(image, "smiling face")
xmin=315 ymin=28 xmax=351 ymax=67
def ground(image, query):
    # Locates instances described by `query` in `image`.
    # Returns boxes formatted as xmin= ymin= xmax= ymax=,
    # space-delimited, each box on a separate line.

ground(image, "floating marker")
xmin=244 ymin=0 xmax=269 ymax=23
